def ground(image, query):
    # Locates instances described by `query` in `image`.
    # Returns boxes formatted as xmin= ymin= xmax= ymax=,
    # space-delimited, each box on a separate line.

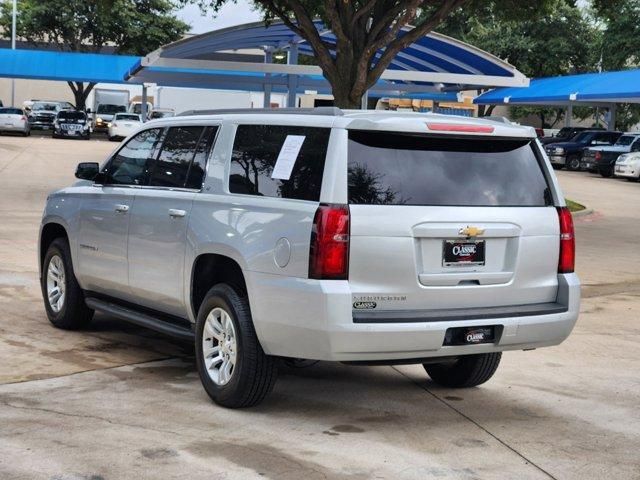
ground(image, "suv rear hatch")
xmin=346 ymin=128 xmax=560 ymax=314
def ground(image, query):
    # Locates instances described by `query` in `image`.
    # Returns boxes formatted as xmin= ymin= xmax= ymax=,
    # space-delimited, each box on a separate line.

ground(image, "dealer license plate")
xmin=443 ymin=240 xmax=485 ymax=267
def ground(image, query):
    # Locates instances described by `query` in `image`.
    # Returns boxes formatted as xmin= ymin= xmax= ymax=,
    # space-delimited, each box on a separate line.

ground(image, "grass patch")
xmin=565 ymin=199 xmax=585 ymax=213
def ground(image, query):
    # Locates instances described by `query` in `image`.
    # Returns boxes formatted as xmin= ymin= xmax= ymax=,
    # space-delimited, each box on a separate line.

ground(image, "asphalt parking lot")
xmin=1 ymin=134 xmax=639 ymax=480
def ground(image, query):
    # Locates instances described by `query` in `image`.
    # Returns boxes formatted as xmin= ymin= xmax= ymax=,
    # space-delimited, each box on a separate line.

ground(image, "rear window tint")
xmin=229 ymin=125 xmax=330 ymax=201
xmin=347 ymin=131 xmax=551 ymax=207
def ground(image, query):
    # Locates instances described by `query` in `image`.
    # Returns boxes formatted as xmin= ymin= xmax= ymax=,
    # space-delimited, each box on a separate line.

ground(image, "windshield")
xmin=57 ymin=111 xmax=85 ymax=121
xmin=347 ymin=131 xmax=551 ymax=207
xmin=150 ymin=111 xmax=173 ymax=119
xmin=571 ymin=132 xmax=594 ymax=143
xmin=114 ymin=114 xmax=140 ymax=121
xmin=97 ymin=104 xmax=127 ymax=115
xmin=615 ymin=135 xmax=635 ymax=146
xmin=556 ymin=128 xmax=573 ymax=138
xmin=32 ymin=102 xmax=59 ymax=112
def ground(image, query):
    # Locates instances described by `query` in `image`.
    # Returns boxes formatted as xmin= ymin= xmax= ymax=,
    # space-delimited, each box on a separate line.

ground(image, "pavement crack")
xmin=0 ymin=399 xmax=187 ymax=438
xmin=390 ymin=366 xmax=559 ymax=480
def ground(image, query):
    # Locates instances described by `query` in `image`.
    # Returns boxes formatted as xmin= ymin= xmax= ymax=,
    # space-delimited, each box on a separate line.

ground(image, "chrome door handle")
xmin=168 ymin=209 xmax=186 ymax=218
xmin=114 ymin=204 xmax=129 ymax=213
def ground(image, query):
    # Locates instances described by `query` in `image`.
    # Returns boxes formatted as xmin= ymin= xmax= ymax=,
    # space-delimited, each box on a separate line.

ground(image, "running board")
xmin=85 ymin=297 xmax=194 ymax=341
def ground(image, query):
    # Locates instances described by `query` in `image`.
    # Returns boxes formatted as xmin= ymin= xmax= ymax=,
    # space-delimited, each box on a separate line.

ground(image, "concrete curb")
xmin=571 ymin=207 xmax=594 ymax=218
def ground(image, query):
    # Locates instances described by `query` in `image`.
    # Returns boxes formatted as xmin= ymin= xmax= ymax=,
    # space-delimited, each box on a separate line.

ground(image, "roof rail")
xmin=177 ymin=107 xmax=344 ymax=117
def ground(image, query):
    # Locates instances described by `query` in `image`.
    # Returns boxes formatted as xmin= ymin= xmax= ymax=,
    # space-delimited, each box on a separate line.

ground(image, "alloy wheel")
xmin=46 ymin=255 xmax=66 ymax=313
xmin=202 ymin=307 xmax=237 ymax=386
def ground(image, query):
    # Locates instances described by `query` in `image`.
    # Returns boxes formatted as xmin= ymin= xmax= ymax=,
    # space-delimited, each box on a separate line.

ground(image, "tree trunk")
xmin=67 ymin=81 xmax=97 ymax=111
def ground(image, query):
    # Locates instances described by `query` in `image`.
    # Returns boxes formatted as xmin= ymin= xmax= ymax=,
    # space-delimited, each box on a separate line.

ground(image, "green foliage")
xmin=435 ymin=1 xmax=601 ymax=125
xmin=0 ymin=0 xmax=189 ymax=55
xmin=592 ymin=0 xmax=640 ymax=69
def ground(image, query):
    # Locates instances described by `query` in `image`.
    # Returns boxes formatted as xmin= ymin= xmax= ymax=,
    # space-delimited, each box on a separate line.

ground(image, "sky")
xmin=176 ymin=1 xmax=262 ymax=34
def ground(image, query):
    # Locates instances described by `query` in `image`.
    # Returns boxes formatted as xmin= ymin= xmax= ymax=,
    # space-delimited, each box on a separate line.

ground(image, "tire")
xmin=195 ymin=284 xmax=277 ymax=408
xmin=41 ymin=237 xmax=93 ymax=330
xmin=599 ymin=167 xmax=613 ymax=178
xmin=424 ymin=352 xmax=502 ymax=388
xmin=566 ymin=155 xmax=581 ymax=171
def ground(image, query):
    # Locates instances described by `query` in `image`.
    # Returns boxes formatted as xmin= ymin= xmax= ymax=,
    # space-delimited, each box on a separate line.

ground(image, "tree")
xmin=591 ymin=0 xmax=640 ymax=130
xmin=0 ymin=0 xmax=189 ymax=110
xmin=434 ymin=0 xmax=601 ymax=126
xmin=190 ymin=0 xmax=551 ymax=108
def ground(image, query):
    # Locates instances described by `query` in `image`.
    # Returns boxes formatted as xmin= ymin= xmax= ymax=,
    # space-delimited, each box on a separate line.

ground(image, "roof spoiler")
xmin=177 ymin=107 xmax=344 ymax=117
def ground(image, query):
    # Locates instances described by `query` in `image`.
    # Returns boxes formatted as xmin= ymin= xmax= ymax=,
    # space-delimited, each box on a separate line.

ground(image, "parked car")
xmin=108 ymin=113 xmax=142 ymax=141
xmin=614 ymin=151 xmax=640 ymax=181
xmin=27 ymin=101 xmax=75 ymax=131
xmin=582 ymin=133 xmax=640 ymax=177
xmin=52 ymin=110 xmax=91 ymax=140
xmin=149 ymin=108 xmax=175 ymax=120
xmin=540 ymin=126 xmax=605 ymax=145
xmin=39 ymin=110 xmax=579 ymax=408
xmin=0 ymin=107 xmax=30 ymax=136
xmin=544 ymin=130 xmax=622 ymax=170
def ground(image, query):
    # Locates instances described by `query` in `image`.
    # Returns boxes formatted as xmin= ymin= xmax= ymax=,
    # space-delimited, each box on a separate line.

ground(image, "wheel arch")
xmin=190 ymin=252 xmax=249 ymax=322
xmin=39 ymin=221 xmax=69 ymax=275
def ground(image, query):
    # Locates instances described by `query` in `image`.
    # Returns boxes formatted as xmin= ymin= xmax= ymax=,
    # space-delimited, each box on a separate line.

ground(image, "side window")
xmin=185 ymin=126 xmax=218 ymax=189
xmin=229 ymin=125 xmax=330 ymax=201
xmin=103 ymin=128 xmax=162 ymax=185
xmin=149 ymin=126 xmax=204 ymax=188
xmin=631 ymin=139 xmax=640 ymax=152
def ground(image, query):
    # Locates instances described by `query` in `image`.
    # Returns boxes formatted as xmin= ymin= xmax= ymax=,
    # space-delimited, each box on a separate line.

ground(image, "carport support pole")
xmin=361 ymin=90 xmax=369 ymax=110
xmin=608 ymin=104 xmax=617 ymax=131
xmin=287 ymin=43 xmax=299 ymax=108
xmin=141 ymin=84 xmax=148 ymax=122
xmin=263 ymin=48 xmax=272 ymax=108
xmin=565 ymin=104 xmax=573 ymax=127
xmin=10 ymin=0 xmax=16 ymax=107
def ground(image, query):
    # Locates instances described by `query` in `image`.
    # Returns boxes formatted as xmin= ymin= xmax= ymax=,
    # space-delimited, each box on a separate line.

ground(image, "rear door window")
xmin=229 ymin=125 xmax=331 ymax=201
xmin=347 ymin=130 xmax=551 ymax=207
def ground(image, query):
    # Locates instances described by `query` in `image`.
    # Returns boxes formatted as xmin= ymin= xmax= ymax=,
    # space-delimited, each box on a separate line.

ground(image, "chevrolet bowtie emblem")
xmin=459 ymin=226 xmax=485 ymax=237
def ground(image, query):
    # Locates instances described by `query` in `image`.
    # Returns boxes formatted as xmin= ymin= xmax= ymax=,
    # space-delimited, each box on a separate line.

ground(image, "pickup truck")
xmin=581 ymin=133 xmax=640 ymax=177
xmin=544 ymin=130 xmax=622 ymax=170
xmin=540 ymin=126 xmax=604 ymax=146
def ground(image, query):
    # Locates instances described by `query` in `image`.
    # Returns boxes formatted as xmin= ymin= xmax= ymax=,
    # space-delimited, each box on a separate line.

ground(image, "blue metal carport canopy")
xmin=132 ymin=20 xmax=528 ymax=90
xmin=0 ymin=49 xmax=139 ymax=84
xmin=475 ymin=69 xmax=640 ymax=105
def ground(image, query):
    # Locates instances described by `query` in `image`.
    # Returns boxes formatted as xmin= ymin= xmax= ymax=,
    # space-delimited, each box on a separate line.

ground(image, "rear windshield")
xmin=347 ymin=131 xmax=551 ymax=207
xmin=115 ymin=114 xmax=140 ymax=121
xmin=0 ymin=108 xmax=22 ymax=115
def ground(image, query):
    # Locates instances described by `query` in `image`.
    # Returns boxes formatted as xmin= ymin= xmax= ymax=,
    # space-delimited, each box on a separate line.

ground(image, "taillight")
xmin=595 ymin=151 xmax=602 ymax=161
xmin=557 ymin=207 xmax=575 ymax=273
xmin=309 ymin=204 xmax=350 ymax=279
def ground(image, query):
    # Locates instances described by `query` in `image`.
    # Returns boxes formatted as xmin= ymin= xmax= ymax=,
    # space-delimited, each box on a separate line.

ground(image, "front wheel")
xmin=41 ymin=237 xmax=93 ymax=329
xmin=195 ymin=284 xmax=277 ymax=408
xmin=424 ymin=352 xmax=502 ymax=388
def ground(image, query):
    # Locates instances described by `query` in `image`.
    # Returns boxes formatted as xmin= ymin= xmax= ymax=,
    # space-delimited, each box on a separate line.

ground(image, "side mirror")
xmin=75 ymin=162 xmax=100 ymax=181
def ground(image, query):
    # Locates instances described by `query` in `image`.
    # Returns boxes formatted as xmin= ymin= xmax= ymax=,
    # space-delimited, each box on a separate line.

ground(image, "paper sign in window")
xmin=271 ymin=135 xmax=306 ymax=180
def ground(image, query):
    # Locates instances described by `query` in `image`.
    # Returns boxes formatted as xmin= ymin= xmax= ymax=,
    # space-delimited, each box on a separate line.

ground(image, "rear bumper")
xmin=0 ymin=124 xmax=29 ymax=132
xmin=248 ymin=272 xmax=580 ymax=362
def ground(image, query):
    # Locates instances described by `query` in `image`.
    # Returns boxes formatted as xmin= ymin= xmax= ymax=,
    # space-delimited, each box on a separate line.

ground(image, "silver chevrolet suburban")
xmin=39 ymin=109 xmax=580 ymax=408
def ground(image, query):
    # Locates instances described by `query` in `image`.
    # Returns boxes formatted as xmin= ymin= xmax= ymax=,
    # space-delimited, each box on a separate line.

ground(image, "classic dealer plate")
xmin=443 ymin=240 xmax=485 ymax=267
